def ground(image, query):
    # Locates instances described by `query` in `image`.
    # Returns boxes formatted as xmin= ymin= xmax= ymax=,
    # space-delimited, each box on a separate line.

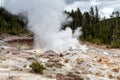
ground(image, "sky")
xmin=65 ymin=0 xmax=120 ymax=18
xmin=0 ymin=0 xmax=120 ymax=18
xmin=0 ymin=0 xmax=3 ymax=6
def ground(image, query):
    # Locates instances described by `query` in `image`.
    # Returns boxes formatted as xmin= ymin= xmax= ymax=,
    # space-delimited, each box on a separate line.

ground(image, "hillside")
xmin=0 ymin=7 xmax=29 ymax=35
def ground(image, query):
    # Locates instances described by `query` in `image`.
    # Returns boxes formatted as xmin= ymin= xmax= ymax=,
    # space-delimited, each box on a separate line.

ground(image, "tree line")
xmin=63 ymin=6 xmax=120 ymax=48
xmin=0 ymin=6 xmax=120 ymax=48
xmin=0 ymin=7 xmax=29 ymax=35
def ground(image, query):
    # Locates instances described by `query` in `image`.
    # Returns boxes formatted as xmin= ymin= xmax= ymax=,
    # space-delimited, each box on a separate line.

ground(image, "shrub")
xmin=30 ymin=62 xmax=46 ymax=74
xmin=93 ymin=38 xmax=102 ymax=45
xmin=87 ymin=35 xmax=92 ymax=41
xmin=111 ymin=41 xmax=120 ymax=48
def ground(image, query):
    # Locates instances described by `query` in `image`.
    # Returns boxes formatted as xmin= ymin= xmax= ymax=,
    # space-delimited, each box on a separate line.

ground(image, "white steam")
xmin=4 ymin=0 xmax=82 ymax=52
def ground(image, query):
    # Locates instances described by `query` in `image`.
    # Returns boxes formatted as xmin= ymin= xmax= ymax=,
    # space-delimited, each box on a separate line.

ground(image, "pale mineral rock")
xmin=0 ymin=36 xmax=120 ymax=80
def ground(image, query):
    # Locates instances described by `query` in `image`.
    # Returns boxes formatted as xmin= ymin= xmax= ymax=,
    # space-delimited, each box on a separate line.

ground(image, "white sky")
xmin=0 ymin=0 xmax=120 ymax=18
xmin=65 ymin=0 xmax=120 ymax=18
xmin=0 ymin=0 xmax=4 ymax=6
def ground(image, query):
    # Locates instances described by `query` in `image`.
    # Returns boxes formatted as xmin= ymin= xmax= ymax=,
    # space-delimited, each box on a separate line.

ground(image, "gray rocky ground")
xmin=0 ymin=35 xmax=120 ymax=80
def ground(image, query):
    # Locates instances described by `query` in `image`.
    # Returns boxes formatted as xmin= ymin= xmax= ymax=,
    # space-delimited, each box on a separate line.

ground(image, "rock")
xmin=46 ymin=62 xmax=64 ymax=68
xmin=76 ymin=58 xmax=84 ymax=64
xmin=117 ymin=76 xmax=120 ymax=80
xmin=39 ymin=54 xmax=50 ymax=58
xmin=74 ymin=70 xmax=80 ymax=74
xmin=1 ymin=47 xmax=4 ymax=50
xmin=45 ymin=62 xmax=54 ymax=67
xmin=48 ymin=58 xmax=59 ymax=62
xmin=108 ymin=74 xmax=114 ymax=79
xmin=60 ymin=53 xmax=64 ymax=57
xmin=54 ymin=62 xmax=64 ymax=68
xmin=48 ymin=53 xmax=57 ymax=56
xmin=56 ymin=73 xmax=74 ymax=80
xmin=45 ymin=50 xmax=56 ymax=54
xmin=65 ymin=53 xmax=70 ymax=55
xmin=112 ymin=68 xmax=119 ymax=73
xmin=64 ymin=59 xmax=70 ymax=63
xmin=7 ymin=76 xmax=21 ymax=80
xmin=12 ymin=52 xmax=20 ymax=55
xmin=7 ymin=51 xmax=10 ymax=54
xmin=27 ymin=56 xmax=35 ymax=61
xmin=56 ymin=73 xmax=65 ymax=80
xmin=102 ymin=52 xmax=109 ymax=55
xmin=56 ymin=73 xmax=83 ymax=80
xmin=95 ymin=73 xmax=104 ymax=77
xmin=67 ymin=72 xmax=83 ymax=80
xmin=64 ymin=76 xmax=75 ymax=80
xmin=0 ymin=38 xmax=3 ymax=40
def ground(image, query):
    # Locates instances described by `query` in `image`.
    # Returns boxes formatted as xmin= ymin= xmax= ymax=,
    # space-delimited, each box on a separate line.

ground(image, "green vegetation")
xmin=30 ymin=62 xmax=46 ymax=74
xmin=1 ymin=6 xmax=120 ymax=48
xmin=63 ymin=6 xmax=120 ymax=48
xmin=111 ymin=41 xmax=120 ymax=48
xmin=0 ymin=7 xmax=29 ymax=35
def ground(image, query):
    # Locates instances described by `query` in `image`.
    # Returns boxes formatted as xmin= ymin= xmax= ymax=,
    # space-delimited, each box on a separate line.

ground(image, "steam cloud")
xmin=4 ymin=0 xmax=82 ymax=52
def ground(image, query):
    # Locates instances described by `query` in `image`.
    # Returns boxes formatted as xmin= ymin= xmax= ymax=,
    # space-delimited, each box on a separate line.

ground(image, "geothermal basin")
xmin=0 ymin=35 xmax=120 ymax=80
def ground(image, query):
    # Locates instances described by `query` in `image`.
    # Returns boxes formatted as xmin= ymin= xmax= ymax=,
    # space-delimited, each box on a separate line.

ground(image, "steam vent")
xmin=0 ymin=35 xmax=120 ymax=80
xmin=0 ymin=0 xmax=120 ymax=80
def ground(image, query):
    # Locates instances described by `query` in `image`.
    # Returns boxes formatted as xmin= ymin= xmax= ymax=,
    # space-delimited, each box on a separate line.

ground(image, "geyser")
xmin=4 ymin=0 xmax=82 ymax=52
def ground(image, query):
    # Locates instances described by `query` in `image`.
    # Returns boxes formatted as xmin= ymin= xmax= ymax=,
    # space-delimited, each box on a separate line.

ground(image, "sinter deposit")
xmin=0 ymin=36 xmax=120 ymax=80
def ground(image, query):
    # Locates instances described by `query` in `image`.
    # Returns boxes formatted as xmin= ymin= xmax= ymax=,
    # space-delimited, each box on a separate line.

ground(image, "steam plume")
xmin=4 ymin=0 xmax=82 ymax=52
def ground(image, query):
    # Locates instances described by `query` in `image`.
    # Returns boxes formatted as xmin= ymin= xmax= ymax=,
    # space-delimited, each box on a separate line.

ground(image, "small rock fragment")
xmin=64 ymin=59 xmax=69 ymax=63
xmin=112 ymin=68 xmax=119 ymax=73
xmin=76 ymin=58 xmax=84 ymax=64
